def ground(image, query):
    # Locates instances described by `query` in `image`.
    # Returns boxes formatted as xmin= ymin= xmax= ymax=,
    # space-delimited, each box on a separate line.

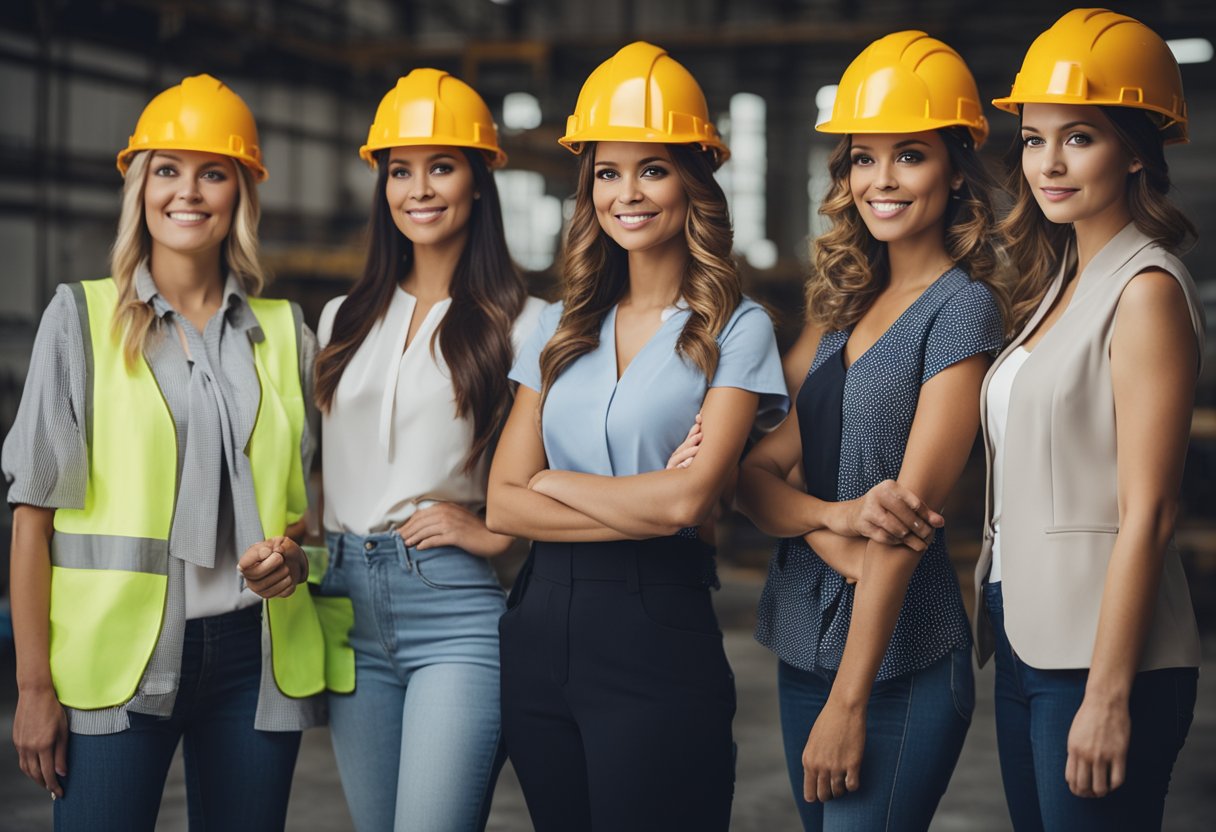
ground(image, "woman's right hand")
xmin=14 ymin=685 xmax=68 ymax=798
xmin=833 ymin=479 xmax=944 ymax=553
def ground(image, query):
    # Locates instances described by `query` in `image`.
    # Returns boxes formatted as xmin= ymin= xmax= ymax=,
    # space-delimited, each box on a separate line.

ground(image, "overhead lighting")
xmin=1167 ymin=38 xmax=1213 ymax=64
xmin=502 ymin=92 xmax=542 ymax=130
xmin=815 ymin=85 xmax=838 ymax=126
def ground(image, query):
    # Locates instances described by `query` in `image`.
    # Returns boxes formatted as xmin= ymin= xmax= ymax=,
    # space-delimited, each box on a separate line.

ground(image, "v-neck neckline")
xmin=841 ymin=268 xmax=954 ymax=371
xmin=608 ymin=302 xmax=686 ymax=383
xmin=395 ymin=287 xmax=451 ymax=355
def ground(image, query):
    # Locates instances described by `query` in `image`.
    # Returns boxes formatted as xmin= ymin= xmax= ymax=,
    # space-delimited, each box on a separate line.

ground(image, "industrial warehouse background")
xmin=1 ymin=0 xmax=1214 ymax=829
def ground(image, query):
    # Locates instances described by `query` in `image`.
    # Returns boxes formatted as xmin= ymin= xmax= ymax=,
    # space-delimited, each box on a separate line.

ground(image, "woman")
xmin=979 ymin=10 xmax=1202 ymax=830
xmin=738 ymin=32 xmax=1005 ymax=830
xmin=486 ymin=41 xmax=787 ymax=832
xmin=4 ymin=74 xmax=323 ymax=831
xmin=314 ymin=68 xmax=543 ymax=832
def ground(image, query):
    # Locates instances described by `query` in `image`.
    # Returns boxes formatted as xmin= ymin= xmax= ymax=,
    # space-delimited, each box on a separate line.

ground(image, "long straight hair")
xmin=999 ymin=106 xmax=1196 ymax=333
xmin=110 ymin=150 xmax=265 ymax=366
xmin=538 ymin=142 xmax=740 ymax=404
xmin=314 ymin=148 xmax=526 ymax=472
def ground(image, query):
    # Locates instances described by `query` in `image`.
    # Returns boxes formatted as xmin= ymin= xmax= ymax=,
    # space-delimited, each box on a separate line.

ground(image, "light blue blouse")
xmin=510 ymin=298 xmax=788 ymax=476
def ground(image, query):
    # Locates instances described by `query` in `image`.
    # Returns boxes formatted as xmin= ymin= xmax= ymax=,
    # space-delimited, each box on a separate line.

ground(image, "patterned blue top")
xmin=510 ymin=298 xmax=788 ymax=477
xmin=755 ymin=269 xmax=1004 ymax=681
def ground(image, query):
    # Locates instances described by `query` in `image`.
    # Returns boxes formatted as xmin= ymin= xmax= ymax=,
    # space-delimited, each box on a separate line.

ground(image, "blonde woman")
xmin=486 ymin=42 xmax=786 ymax=831
xmin=979 ymin=11 xmax=1203 ymax=829
xmin=739 ymin=33 xmax=1004 ymax=830
xmin=4 ymin=75 xmax=321 ymax=831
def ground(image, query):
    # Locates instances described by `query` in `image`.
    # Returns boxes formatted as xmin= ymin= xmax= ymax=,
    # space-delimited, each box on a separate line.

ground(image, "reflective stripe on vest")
xmin=50 ymin=278 xmax=326 ymax=709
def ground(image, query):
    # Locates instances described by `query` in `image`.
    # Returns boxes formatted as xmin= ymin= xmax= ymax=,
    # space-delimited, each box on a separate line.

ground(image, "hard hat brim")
xmin=990 ymin=95 xmax=1189 ymax=144
xmin=358 ymin=140 xmax=508 ymax=170
xmin=557 ymin=132 xmax=731 ymax=167
xmin=815 ymin=117 xmax=988 ymax=149
xmin=115 ymin=144 xmax=269 ymax=182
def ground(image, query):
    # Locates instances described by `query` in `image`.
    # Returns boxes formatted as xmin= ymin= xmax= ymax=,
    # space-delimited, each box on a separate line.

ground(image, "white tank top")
xmin=986 ymin=346 xmax=1031 ymax=583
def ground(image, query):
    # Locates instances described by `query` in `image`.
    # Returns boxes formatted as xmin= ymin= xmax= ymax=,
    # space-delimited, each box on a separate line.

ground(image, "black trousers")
xmin=500 ymin=537 xmax=736 ymax=832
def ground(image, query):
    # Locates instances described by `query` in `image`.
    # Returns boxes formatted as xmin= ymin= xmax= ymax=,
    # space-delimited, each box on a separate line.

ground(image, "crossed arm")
xmin=486 ymin=383 xmax=759 ymax=541
xmin=799 ymin=352 xmax=989 ymax=802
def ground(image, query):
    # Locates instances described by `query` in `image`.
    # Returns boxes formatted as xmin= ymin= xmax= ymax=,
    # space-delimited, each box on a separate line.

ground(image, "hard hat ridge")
xmin=559 ymin=41 xmax=730 ymax=168
xmin=117 ymin=73 xmax=268 ymax=181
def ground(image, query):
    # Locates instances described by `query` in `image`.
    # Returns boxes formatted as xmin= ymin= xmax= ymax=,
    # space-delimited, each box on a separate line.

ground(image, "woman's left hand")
xmin=802 ymin=697 xmax=865 ymax=803
xmin=1065 ymin=693 xmax=1131 ymax=797
xmin=238 ymin=536 xmax=307 ymax=598
xmin=397 ymin=502 xmax=514 ymax=558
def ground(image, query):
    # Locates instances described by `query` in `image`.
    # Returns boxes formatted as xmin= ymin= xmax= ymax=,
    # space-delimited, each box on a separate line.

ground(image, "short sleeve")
xmin=710 ymin=299 xmax=791 ymax=429
xmin=508 ymin=300 xmax=562 ymax=393
xmin=510 ymin=296 xmax=548 ymax=354
xmin=922 ymin=280 xmax=1004 ymax=384
xmin=317 ymin=295 xmax=346 ymax=349
xmin=2 ymin=285 xmax=89 ymax=508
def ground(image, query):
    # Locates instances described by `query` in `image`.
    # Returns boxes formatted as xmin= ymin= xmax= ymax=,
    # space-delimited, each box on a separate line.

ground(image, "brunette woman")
xmin=979 ymin=10 xmax=1202 ymax=830
xmin=739 ymin=32 xmax=1005 ymax=830
xmin=487 ymin=42 xmax=787 ymax=831
xmin=313 ymin=69 xmax=543 ymax=832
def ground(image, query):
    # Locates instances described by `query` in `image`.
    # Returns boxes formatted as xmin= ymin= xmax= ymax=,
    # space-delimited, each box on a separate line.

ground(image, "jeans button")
xmin=364 ymin=541 xmax=375 ymax=551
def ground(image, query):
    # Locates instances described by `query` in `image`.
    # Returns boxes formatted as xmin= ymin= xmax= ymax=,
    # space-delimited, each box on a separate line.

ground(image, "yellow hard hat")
xmin=360 ymin=69 xmax=507 ymax=169
xmin=817 ymin=31 xmax=989 ymax=148
xmin=117 ymin=74 xmax=267 ymax=182
xmin=992 ymin=9 xmax=1187 ymax=143
xmin=559 ymin=41 xmax=730 ymax=167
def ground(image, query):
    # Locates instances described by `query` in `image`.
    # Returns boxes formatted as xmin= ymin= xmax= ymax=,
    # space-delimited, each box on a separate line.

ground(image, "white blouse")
xmin=319 ymin=288 xmax=547 ymax=535
xmin=985 ymin=345 xmax=1031 ymax=584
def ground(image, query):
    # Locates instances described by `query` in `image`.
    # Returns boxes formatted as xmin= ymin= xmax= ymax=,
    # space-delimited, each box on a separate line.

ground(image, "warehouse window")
xmin=495 ymin=170 xmax=563 ymax=271
xmin=718 ymin=92 xmax=775 ymax=269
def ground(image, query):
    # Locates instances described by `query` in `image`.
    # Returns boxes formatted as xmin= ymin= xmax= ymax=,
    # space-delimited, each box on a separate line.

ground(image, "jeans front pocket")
xmin=413 ymin=547 xmax=502 ymax=591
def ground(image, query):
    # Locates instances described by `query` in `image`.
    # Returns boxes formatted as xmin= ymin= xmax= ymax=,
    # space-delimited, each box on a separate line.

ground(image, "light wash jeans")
xmin=323 ymin=531 xmax=506 ymax=832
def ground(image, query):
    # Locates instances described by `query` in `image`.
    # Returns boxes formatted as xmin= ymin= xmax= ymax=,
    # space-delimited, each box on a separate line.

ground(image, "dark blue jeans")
xmin=778 ymin=649 xmax=973 ymax=831
xmin=54 ymin=604 xmax=302 ymax=832
xmin=985 ymin=581 xmax=1197 ymax=832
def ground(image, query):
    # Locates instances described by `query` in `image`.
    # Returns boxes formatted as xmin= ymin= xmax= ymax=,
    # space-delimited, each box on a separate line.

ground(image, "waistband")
xmin=532 ymin=537 xmax=718 ymax=589
xmin=326 ymin=530 xmax=470 ymax=568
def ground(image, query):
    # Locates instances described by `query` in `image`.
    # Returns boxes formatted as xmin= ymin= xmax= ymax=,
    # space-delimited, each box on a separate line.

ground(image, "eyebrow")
xmin=150 ymin=152 xmax=226 ymax=170
xmin=388 ymin=152 xmax=458 ymax=166
xmin=1020 ymin=121 xmax=1100 ymax=133
xmin=594 ymin=156 xmax=670 ymax=167
xmin=849 ymin=140 xmax=930 ymax=151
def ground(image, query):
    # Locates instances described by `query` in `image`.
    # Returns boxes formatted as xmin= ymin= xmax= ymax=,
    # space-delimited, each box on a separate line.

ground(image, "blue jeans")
xmin=777 ymin=649 xmax=973 ymax=831
xmin=54 ymin=604 xmax=301 ymax=832
xmin=323 ymin=531 xmax=506 ymax=832
xmin=985 ymin=581 xmax=1197 ymax=831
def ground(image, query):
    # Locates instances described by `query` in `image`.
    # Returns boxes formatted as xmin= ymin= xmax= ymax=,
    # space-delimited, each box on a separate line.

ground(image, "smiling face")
xmin=592 ymin=141 xmax=689 ymax=255
xmin=384 ymin=145 xmax=476 ymax=250
xmin=848 ymin=131 xmax=960 ymax=246
xmin=1019 ymin=103 xmax=1141 ymax=227
xmin=143 ymin=150 xmax=239 ymax=257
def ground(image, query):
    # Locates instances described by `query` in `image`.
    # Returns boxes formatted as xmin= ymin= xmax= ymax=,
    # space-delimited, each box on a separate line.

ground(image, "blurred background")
xmin=0 ymin=1 xmax=1213 ymax=829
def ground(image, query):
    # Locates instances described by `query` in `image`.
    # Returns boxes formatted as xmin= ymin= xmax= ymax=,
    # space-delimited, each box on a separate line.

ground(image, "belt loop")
xmin=564 ymin=543 xmax=574 ymax=586
xmin=396 ymin=532 xmax=413 ymax=569
xmin=625 ymin=547 xmax=640 ymax=594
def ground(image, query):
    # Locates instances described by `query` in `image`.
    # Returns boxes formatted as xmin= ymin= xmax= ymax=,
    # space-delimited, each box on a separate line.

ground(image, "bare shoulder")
xmin=1117 ymin=269 xmax=1191 ymax=328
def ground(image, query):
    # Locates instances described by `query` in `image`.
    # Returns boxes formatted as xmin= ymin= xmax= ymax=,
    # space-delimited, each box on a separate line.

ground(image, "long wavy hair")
xmin=110 ymin=150 xmax=265 ymax=367
xmin=1000 ymin=106 xmax=1197 ymax=333
xmin=314 ymin=148 xmax=525 ymax=472
xmin=805 ymin=127 xmax=1006 ymax=334
xmin=538 ymin=142 xmax=740 ymax=403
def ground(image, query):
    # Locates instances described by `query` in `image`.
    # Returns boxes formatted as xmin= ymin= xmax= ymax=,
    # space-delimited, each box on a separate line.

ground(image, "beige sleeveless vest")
xmin=974 ymin=222 xmax=1204 ymax=671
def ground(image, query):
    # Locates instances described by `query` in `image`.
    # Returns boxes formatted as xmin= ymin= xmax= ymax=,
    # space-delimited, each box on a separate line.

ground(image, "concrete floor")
xmin=2 ymin=569 xmax=1214 ymax=831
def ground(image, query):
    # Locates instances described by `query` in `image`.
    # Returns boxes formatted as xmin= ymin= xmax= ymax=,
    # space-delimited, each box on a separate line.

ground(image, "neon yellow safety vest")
xmin=49 ymin=277 xmax=353 ymax=710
